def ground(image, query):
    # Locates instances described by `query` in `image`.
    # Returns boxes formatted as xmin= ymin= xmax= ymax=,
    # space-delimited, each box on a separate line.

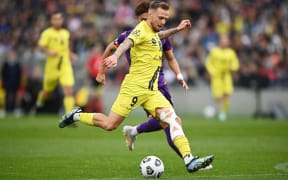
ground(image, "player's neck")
xmin=52 ymin=26 xmax=62 ymax=31
xmin=145 ymin=20 xmax=155 ymax=32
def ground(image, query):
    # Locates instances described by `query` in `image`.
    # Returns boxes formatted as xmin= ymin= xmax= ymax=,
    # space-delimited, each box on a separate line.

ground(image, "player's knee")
xmin=176 ymin=117 xmax=182 ymax=125
xmin=158 ymin=108 xmax=177 ymax=124
xmin=62 ymin=86 xmax=73 ymax=96
xmin=42 ymin=90 xmax=51 ymax=97
xmin=103 ymin=124 xmax=117 ymax=131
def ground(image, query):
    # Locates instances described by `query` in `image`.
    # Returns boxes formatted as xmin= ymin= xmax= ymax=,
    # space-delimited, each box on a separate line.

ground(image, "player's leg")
xmin=124 ymin=116 xmax=182 ymax=157
xmin=36 ymin=90 xmax=51 ymax=108
xmin=62 ymin=85 xmax=75 ymax=113
xmin=59 ymin=106 xmax=126 ymax=131
xmin=124 ymin=86 xmax=182 ymax=156
xmin=218 ymin=75 xmax=233 ymax=121
xmin=156 ymin=107 xmax=214 ymax=172
xmin=144 ymin=92 xmax=214 ymax=172
xmin=60 ymin=62 xmax=75 ymax=113
xmin=211 ymin=76 xmax=223 ymax=118
xmin=59 ymin=87 xmax=142 ymax=131
xmin=33 ymin=66 xmax=59 ymax=113
xmin=136 ymin=86 xmax=174 ymax=134
xmin=34 ymin=76 xmax=57 ymax=110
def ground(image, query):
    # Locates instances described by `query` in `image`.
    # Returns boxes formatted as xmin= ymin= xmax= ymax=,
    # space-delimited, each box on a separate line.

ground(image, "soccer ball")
xmin=140 ymin=155 xmax=164 ymax=178
xmin=203 ymin=105 xmax=216 ymax=119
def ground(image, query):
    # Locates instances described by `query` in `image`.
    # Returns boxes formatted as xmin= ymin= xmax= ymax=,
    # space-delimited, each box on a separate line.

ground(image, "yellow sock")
xmin=220 ymin=98 xmax=229 ymax=113
xmin=79 ymin=113 xmax=94 ymax=126
xmin=173 ymin=136 xmax=192 ymax=158
xmin=64 ymin=96 xmax=75 ymax=113
xmin=36 ymin=92 xmax=46 ymax=107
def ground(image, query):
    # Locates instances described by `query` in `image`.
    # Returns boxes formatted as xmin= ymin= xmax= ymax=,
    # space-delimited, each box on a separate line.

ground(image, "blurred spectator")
xmin=1 ymin=50 xmax=22 ymax=116
xmin=114 ymin=0 xmax=135 ymax=31
xmin=84 ymin=45 xmax=104 ymax=113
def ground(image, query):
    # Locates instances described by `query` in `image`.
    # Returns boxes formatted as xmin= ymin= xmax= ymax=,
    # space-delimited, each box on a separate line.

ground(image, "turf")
xmin=0 ymin=114 xmax=288 ymax=179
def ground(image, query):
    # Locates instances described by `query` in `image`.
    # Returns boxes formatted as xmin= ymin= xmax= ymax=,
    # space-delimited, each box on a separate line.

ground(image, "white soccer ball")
xmin=140 ymin=155 xmax=164 ymax=178
xmin=203 ymin=105 xmax=216 ymax=119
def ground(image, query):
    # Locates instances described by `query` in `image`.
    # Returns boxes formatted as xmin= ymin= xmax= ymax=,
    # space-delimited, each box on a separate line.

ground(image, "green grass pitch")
xmin=0 ymin=114 xmax=288 ymax=179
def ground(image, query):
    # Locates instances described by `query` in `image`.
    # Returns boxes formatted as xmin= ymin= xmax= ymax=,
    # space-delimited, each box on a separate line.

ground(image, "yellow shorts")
xmin=211 ymin=74 xmax=233 ymax=99
xmin=111 ymin=83 xmax=172 ymax=117
xmin=43 ymin=59 xmax=74 ymax=92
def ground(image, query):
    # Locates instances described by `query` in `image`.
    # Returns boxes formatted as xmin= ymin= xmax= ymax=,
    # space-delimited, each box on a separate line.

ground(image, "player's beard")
xmin=151 ymin=22 xmax=161 ymax=32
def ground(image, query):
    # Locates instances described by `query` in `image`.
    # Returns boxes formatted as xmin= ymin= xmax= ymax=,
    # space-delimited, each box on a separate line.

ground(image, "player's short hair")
xmin=149 ymin=0 xmax=169 ymax=10
xmin=49 ymin=10 xmax=63 ymax=19
xmin=134 ymin=0 xmax=150 ymax=17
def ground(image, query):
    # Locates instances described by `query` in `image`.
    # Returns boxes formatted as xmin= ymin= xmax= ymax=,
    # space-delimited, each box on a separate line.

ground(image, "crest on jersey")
xmin=151 ymin=38 xmax=157 ymax=45
xmin=132 ymin=29 xmax=140 ymax=37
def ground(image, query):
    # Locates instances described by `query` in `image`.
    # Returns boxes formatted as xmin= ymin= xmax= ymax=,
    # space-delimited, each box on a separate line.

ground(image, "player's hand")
xmin=176 ymin=20 xmax=192 ymax=32
xmin=176 ymin=73 xmax=189 ymax=91
xmin=178 ymin=79 xmax=189 ymax=91
xmin=96 ymin=73 xmax=106 ymax=85
xmin=48 ymin=50 xmax=58 ymax=57
xmin=103 ymin=54 xmax=118 ymax=69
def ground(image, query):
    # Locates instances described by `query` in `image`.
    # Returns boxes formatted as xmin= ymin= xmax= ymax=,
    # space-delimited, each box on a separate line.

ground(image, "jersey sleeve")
xmin=230 ymin=50 xmax=240 ymax=71
xmin=38 ymin=30 xmax=50 ymax=47
xmin=162 ymin=38 xmax=173 ymax=52
xmin=127 ymin=23 xmax=144 ymax=46
xmin=114 ymin=32 xmax=127 ymax=47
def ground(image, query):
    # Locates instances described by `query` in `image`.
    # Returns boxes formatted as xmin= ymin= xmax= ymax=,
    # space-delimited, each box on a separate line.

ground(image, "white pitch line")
xmin=85 ymin=173 xmax=288 ymax=180
xmin=275 ymin=162 xmax=288 ymax=173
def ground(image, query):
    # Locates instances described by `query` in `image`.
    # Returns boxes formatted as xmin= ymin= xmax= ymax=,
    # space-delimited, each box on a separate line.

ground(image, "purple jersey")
xmin=113 ymin=29 xmax=173 ymax=88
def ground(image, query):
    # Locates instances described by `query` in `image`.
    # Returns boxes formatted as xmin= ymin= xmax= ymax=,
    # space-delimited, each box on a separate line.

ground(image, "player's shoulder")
xmin=120 ymin=29 xmax=133 ymax=38
xmin=41 ymin=27 xmax=53 ymax=35
xmin=61 ymin=28 xmax=70 ymax=34
xmin=134 ymin=21 xmax=147 ymax=32
xmin=210 ymin=47 xmax=221 ymax=54
xmin=227 ymin=47 xmax=236 ymax=53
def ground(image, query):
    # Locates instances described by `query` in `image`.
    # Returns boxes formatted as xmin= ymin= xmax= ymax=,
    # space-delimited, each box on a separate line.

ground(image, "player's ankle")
xmin=184 ymin=154 xmax=194 ymax=165
xmin=131 ymin=126 xmax=138 ymax=136
xmin=73 ymin=113 xmax=80 ymax=121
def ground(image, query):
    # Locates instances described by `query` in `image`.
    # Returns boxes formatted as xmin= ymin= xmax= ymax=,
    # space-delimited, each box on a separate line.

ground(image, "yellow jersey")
xmin=205 ymin=47 xmax=239 ymax=76
xmin=38 ymin=27 xmax=70 ymax=70
xmin=125 ymin=21 xmax=163 ymax=91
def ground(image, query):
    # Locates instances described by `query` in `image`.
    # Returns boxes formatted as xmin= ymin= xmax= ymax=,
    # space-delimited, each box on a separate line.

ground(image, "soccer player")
xmin=96 ymin=0 xmax=187 ymax=158
xmin=205 ymin=35 xmax=239 ymax=121
xmin=60 ymin=1 xmax=214 ymax=173
xmin=35 ymin=11 xmax=77 ymax=114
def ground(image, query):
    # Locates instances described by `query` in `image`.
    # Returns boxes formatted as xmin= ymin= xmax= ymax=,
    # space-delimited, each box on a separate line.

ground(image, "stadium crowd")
xmin=0 ymin=0 xmax=288 ymax=114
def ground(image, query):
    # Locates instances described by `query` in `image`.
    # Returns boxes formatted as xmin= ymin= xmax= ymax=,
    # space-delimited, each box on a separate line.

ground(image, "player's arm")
xmin=164 ymin=50 xmax=189 ymax=91
xmin=158 ymin=19 xmax=191 ymax=39
xmin=38 ymin=45 xmax=58 ymax=57
xmin=97 ymin=32 xmax=127 ymax=84
xmin=205 ymin=50 xmax=217 ymax=77
xmin=230 ymin=50 xmax=240 ymax=72
xmin=38 ymin=31 xmax=58 ymax=57
xmin=96 ymin=42 xmax=117 ymax=84
xmin=103 ymin=38 xmax=133 ymax=69
xmin=230 ymin=50 xmax=240 ymax=81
